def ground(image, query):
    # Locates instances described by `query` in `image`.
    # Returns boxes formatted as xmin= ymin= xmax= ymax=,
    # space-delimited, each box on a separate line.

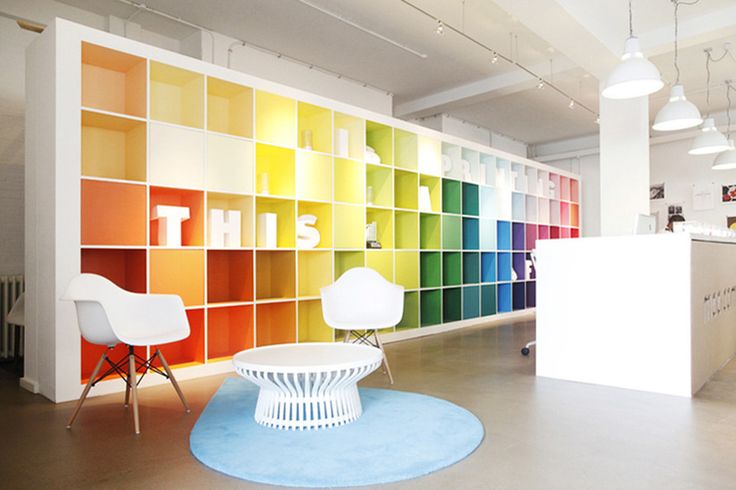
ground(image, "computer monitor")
xmin=634 ymin=214 xmax=656 ymax=234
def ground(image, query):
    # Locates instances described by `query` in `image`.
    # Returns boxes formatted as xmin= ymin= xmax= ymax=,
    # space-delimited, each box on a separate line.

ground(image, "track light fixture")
xmin=491 ymin=52 xmax=498 ymax=64
xmin=537 ymin=79 xmax=544 ymax=89
xmin=568 ymin=99 xmax=575 ymax=109
xmin=435 ymin=19 xmax=444 ymax=35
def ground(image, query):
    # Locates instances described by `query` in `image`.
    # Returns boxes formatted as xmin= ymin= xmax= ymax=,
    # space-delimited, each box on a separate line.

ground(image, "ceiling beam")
xmin=491 ymin=0 xmax=619 ymax=80
xmin=394 ymin=57 xmax=577 ymax=119
xmin=641 ymin=5 xmax=736 ymax=56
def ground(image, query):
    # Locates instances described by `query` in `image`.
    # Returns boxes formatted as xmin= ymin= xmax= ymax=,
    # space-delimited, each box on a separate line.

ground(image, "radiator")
xmin=1 ymin=275 xmax=24 ymax=360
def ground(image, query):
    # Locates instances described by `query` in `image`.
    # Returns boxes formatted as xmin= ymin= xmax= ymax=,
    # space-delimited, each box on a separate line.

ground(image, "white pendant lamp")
xmin=653 ymin=1 xmax=702 ymax=131
xmin=602 ymin=2 xmax=662 ymax=99
xmin=689 ymin=118 xmax=730 ymax=155
xmin=653 ymin=85 xmax=703 ymax=131
xmin=712 ymin=141 xmax=736 ymax=170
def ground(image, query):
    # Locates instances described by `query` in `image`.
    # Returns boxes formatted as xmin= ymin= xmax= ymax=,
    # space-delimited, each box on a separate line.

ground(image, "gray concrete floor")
xmin=2 ymin=318 xmax=736 ymax=489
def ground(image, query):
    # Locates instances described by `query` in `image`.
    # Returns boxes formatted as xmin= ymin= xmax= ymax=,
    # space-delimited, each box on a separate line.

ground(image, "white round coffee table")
xmin=233 ymin=343 xmax=383 ymax=430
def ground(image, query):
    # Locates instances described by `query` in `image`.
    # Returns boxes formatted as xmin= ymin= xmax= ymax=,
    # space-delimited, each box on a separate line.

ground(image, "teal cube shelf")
xmin=462 ymin=183 xmax=479 ymax=216
xmin=442 ymin=215 xmax=462 ymax=249
xmin=443 ymin=287 xmax=462 ymax=323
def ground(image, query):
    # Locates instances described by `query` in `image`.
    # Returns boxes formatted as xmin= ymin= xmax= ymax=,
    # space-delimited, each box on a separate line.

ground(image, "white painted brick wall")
xmin=0 ymin=164 xmax=24 ymax=276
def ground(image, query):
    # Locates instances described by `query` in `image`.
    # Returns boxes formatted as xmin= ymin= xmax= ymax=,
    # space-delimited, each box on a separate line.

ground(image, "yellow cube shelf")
xmin=296 ymin=152 xmax=332 ymax=202
xmin=394 ymin=129 xmax=418 ymax=171
xmin=297 ymin=201 xmax=332 ymax=249
xmin=81 ymin=42 xmax=146 ymax=118
xmin=334 ymin=204 xmax=365 ymax=249
xmin=366 ymin=250 xmax=393 ymax=282
xmin=334 ymin=251 xmax=364 ymax=279
xmin=366 ymin=164 xmax=393 ymax=207
xmin=298 ymin=102 xmax=332 ymax=153
xmin=334 ymin=158 xmax=365 ymax=204
xmin=81 ymin=110 xmax=146 ymax=182
xmin=395 ymin=251 xmax=419 ymax=290
xmin=150 ymin=61 xmax=204 ymax=129
xmin=256 ymin=144 xmax=295 ymax=198
xmin=395 ymin=211 xmax=418 ymax=249
xmin=334 ymin=112 xmax=364 ymax=160
xmin=298 ymin=300 xmax=334 ymax=342
xmin=207 ymin=76 xmax=253 ymax=138
xmin=256 ymin=197 xmax=296 ymax=248
xmin=207 ymin=133 xmax=254 ymax=195
xmin=366 ymin=208 xmax=394 ymax=250
xmin=256 ymin=90 xmax=296 ymax=147
xmin=206 ymin=193 xmax=255 ymax=248
xmin=395 ymin=169 xmax=418 ymax=210
xmin=298 ymin=250 xmax=332 ymax=297
xmin=366 ymin=121 xmax=393 ymax=166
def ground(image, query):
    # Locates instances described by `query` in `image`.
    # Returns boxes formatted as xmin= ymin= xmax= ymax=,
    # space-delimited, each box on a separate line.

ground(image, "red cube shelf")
xmin=207 ymin=305 xmax=254 ymax=360
xmin=207 ymin=250 xmax=253 ymax=304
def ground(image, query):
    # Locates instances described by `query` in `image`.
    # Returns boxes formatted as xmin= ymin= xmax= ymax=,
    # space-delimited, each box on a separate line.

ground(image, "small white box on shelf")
xmin=257 ymin=212 xmax=278 ymax=248
xmin=419 ymin=186 xmax=432 ymax=212
xmin=152 ymin=205 xmax=190 ymax=247
xmin=209 ymin=208 xmax=242 ymax=248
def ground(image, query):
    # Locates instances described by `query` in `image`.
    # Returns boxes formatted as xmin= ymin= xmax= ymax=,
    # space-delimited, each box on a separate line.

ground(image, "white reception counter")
xmin=536 ymin=233 xmax=736 ymax=397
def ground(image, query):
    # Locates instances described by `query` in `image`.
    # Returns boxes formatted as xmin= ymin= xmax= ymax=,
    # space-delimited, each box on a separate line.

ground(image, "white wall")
xmin=650 ymin=137 xmax=736 ymax=230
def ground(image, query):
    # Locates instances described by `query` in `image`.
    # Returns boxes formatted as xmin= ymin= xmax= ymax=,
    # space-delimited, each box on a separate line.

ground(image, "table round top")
xmin=233 ymin=342 xmax=383 ymax=373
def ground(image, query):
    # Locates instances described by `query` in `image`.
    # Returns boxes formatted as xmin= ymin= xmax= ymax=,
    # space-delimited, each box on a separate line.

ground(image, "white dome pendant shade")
xmin=602 ymin=37 xmax=663 ymax=99
xmin=689 ymin=118 xmax=730 ymax=155
xmin=712 ymin=140 xmax=736 ymax=170
xmin=653 ymin=85 xmax=703 ymax=131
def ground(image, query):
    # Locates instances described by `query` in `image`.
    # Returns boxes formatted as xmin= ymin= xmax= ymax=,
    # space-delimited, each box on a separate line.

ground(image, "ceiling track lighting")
xmin=690 ymin=50 xmax=730 ymax=155
xmin=712 ymin=81 xmax=736 ymax=170
xmin=653 ymin=0 xmax=703 ymax=131
xmin=0 ymin=12 xmax=46 ymax=33
xmin=436 ymin=19 xmax=444 ymax=35
xmin=537 ymin=79 xmax=545 ymax=89
xmin=398 ymin=0 xmax=599 ymax=121
xmin=568 ymin=99 xmax=575 ymax=109
xmin=602 ymin=0 xmax=663 ymax=99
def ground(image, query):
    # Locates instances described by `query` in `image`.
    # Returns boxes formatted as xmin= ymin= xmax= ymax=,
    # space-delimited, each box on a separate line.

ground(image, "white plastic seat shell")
xmin=61 ymin=273 xmax=190 ymax=347
xmin=320 ymin=268 xmax=404 ymax=331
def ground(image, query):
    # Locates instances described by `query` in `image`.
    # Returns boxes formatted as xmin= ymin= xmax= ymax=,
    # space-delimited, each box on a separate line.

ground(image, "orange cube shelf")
xmin=81 ymin=42 xmax=146 ymax=118
xmin=154 ymin=308 xmax=205 ymax=367
xmin=81 ymin=180 xmax=147 ymax=246
xmin=81 ymin=248 xmax=146 ymax=293
xmin=256 ymin=301 xmax=296 ymax=347
xmin=149 ymin=187 xmax=205 ymax=247
xmin=207 ymin=250 xmax=254 ymax=304
xmin=207 ymin=305 xmax=254 ymax=360
xmin=80 ymin=341 xmax=145 ymax=383
xmin=149 ymin=249 xmax=204 ymax=306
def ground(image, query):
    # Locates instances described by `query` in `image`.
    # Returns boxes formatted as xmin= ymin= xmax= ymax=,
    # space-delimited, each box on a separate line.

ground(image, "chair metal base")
xmin=343 ymin=330 xmax=394 ymax=384
xmin=66 ymin=346 xmax=190 ymax=434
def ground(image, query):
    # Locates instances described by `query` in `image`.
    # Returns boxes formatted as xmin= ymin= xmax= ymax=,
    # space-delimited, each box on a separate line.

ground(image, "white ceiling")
xmin=57 ymin=0 xmax=736 ymax=145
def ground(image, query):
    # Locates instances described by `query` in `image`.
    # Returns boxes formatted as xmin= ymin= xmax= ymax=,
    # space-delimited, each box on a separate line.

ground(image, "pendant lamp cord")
xmin=727 ymin=81 xmax=733 ymax=140
xmin=628 ymin=0 xmax=633 ymax=38
xmin=672 ymin=0 xmax=701 ymax=85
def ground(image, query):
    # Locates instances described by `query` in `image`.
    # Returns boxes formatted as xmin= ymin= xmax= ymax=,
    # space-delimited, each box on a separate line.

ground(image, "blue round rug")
xmin=190 ymin=378 xmax=484 ymax=487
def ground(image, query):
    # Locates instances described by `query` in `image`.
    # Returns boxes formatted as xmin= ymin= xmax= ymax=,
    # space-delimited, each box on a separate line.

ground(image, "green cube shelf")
xmin=462 ymin=183 xmax=479 ymax=216
xmin=442 ymin=252 xmax=461 ymax=286
xmin=442 ymin=179 xmax=461 ymax=214
xmin=481 ymin=284 xmax=497 ymax=316
xmin=442 ymin=215 xmax=462 ymax=250
xmin=420 ymin=252 xmax=441 ymax=288
xmin=420 ymin=289 xmax=442 ymax=326
xmin=420 ymin=213 xmax=441 ymax=249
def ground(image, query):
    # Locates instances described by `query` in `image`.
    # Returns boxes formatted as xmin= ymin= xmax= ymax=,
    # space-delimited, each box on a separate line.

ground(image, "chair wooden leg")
xmin=67 ymin=351 xmax=107 ymax=429
xmin=343 ymin=330 xmax=351 ymax=343
xmin=156 ymin=349 xmax=190 ymax=413
xmin=373 ymin=331 xmax=394 ymax=384
xmin=128 ymin=351 xmax=140 ymax=434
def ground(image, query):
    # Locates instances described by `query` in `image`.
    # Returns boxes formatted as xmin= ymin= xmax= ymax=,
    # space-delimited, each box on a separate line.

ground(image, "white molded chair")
xmin=320 ymin=267 xmax=404 ymax=384
xmin=62 ymin=273 xmax=191 ymax=434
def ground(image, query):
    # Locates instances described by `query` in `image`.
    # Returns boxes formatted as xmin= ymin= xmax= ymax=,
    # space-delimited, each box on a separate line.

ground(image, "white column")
xmin=599 ymin=87 xmax=650 ymax=236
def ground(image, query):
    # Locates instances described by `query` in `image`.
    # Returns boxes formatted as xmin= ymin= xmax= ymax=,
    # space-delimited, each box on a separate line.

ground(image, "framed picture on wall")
xmin=722 ymin=185 xmax=736 ymax=203
xmin=650 ymin=183 xmax=665 ymax=200
xmin=727 ymin=217 xmax=736 ymax=230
